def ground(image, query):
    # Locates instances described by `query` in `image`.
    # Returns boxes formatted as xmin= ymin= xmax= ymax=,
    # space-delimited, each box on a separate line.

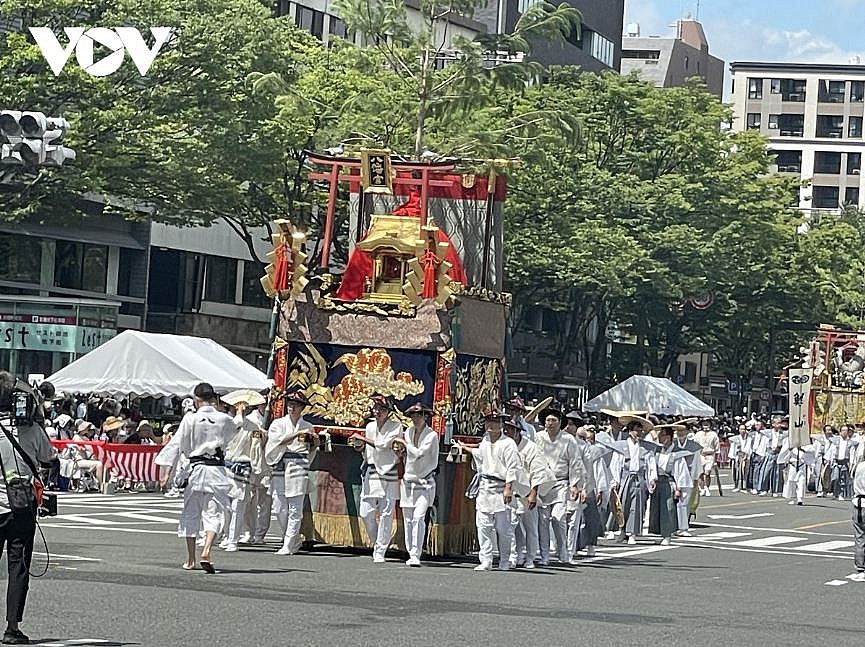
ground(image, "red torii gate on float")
xmin=305 ymin=150 xmax=459 ymax=269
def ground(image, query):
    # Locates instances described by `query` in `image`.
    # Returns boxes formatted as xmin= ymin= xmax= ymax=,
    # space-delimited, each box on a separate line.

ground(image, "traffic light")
xmin=0 ymin=110 xmax=76 ymax=167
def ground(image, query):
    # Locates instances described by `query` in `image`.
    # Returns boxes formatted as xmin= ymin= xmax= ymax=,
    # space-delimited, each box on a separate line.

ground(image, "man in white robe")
xmin=671 ymin=425 xmax=701 ymax=537
xmin=457 ymin=409 xmax=520 ymax=571
xmin=780 ymin=438 xmax=815 ymax=506
xmin=815 ymin=425 xmax=837 ymax=497
xmin=156 ymin=382 xmax=236 ymax=573
xmin=535 ymin=408 xmax=585 ymax=565
xmin=242 ymin=400 xmax=272 ymax=544
xmin=607 ymin=417 xmax=658 ymax=545
xmin=693 ymin=424 xmax=720 ymax=496
xmin=393 ymin=403 xmax=439 ymax=567
xmin=728 ymin=423 xmax=750 ymax=492
xmin=576 ymin=426 xmax=612 ymax=556
xmin=265 ymin=391 xmax=317 ymax=555
xmin=221 ymin=400 xmax=269 ymax=552
xmin=504 ymin=420 xmax=554 ymax=569
xmin=350 ymin=394 xmax=402 ymax=563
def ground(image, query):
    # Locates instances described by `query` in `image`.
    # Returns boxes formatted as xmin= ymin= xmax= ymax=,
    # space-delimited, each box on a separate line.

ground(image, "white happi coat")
xmin=779 ymin=440 xmax=815 ymax=480
xmin=473 ymin=433 xmax=521 ymax=514
xmin=399 ymin=424 xmax=439 ymax=506
xmin=362 ymin=418 xmax=403 ymax=500
xmin=514 ymin=436 xmax=556 ymax=513
xmin=535 ymin=430 xmax=585 ymax=505
xmin=265 ymin=415 xmax=316 ymax=498
xmin=155 ymin=405 xmax=235 ymax=494
xmin=586 ymin=444 xmax=612 ymax=498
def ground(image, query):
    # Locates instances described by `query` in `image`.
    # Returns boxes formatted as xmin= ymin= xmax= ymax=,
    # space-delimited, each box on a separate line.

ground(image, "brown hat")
xmin=103 ymin=416 xmax=123 ymax=431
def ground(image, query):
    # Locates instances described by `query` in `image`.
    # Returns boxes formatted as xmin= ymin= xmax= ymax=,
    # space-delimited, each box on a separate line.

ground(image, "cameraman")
xmin=0 ymin=371 xmax=57 ymax=645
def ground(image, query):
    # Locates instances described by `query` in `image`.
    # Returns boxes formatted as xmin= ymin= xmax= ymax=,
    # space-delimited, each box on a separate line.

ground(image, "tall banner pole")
xmin=788 ymin=368 xmax=813 ymax=449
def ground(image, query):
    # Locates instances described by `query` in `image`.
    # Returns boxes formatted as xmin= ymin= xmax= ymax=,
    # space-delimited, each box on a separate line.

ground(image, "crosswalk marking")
xmin=691 ymin=532 xmax=751 ymax=541
xmin=112 ymin=511 xmax=179 ymax=523
xmin=799 ymin=540 xmax=856 ymax=552
xmin=56 ymin=514 xmax=122 ymax=525
xmin=824 ymin=579 xmax=848 ymax=586
xmin=731 ymin=536 xmax=804 ymax=547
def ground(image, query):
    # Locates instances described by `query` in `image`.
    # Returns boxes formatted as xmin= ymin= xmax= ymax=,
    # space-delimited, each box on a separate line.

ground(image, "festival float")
xmin=259 ymin=149 xmax=510 ymax=555
xmin=801 ymin=324 xmax=865 ymax=430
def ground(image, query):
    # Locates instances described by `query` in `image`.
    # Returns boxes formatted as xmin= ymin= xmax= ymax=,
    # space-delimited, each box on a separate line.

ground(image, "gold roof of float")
xmin=356 ymin=215 xmax=420 ymax=256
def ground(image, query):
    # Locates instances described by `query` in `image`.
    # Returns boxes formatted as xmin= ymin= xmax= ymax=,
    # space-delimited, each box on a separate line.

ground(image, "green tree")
xmin=503 ymin=71 xmax=816 ymax=393
xmin=0 ymin=0 xmax=321 ymax=262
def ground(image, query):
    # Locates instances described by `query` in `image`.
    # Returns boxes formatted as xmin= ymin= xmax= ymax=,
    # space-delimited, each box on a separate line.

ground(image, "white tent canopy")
xmin=47 ymin=330 xmax=269 ymax=397
xmin=583 ymin=375 xmax=715 ymax=417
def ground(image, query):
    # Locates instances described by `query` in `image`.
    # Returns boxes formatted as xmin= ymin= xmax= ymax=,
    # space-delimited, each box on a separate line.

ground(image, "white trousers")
xmin=178 ymin=490 xmax=226 ymax=538
xmin=676 ymin=487 xmax=692 ymax=530
xmin=273 ymin=493 xmax=305 ymax=550
xmin=476 ymin=509 xmax=512 ymax=568
xmin=360 ymin=495 xmax=396 ymax=559
xmin=401 ymin=493 xmax=432 ymax=560
xmin=226 ymin=492 xmax=250 ymax=544
xmin=785 ymin=469 xmax=806 ymax=503
xmin=511 ymin=506 xmax=539 ymax=566
xmin=566 ymin=504 xmax=584 ymax=557
xmin=245 ymin=484 xmax=273 ymax=541
xmin=538 ymin=502 xmax=569 ymax=562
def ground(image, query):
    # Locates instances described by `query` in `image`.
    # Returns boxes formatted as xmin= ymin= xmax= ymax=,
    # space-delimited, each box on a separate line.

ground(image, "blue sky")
xmin=626 ymin=0 xmax=865 ymax=66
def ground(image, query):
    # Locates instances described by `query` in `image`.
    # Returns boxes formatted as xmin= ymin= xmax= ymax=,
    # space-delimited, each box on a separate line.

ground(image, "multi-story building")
xmin=620 ymin=19 xmax=724 ymax=98
xmin=730 ymin=61 xmax=865 ymax=211
xmin=474 ymin=0 xmax=624 ymax=72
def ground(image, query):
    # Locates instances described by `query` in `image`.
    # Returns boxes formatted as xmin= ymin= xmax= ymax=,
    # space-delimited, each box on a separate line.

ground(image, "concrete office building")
xmin=730 ymin=61 xmax=865 ymax=211
xmin=621 ymin=19 xmax=724 ymax=97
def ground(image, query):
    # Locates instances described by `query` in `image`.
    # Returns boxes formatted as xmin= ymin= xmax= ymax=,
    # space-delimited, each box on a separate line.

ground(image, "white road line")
xmin=702 ymin=521 xmax=850 ymax=539
xmin=112 ymin=511 xmax=178 ymax=523
xmin=583 ymin=545 xmax=675 ymax=563
xmin=39 ymin=524 xmax=177 ymax=534
xmin=706 ymin=513 xmax=774 ymax=520
xmin=676 ymin=541 xmax=852 ymax=559
xmin=798 ymin=540 xmax=857 ymax=552
xmin=33 ymin=551 xmax=101 ymax=562
xmin=824 ymin=580 xmax=848 ymax=586
xmin=54 ymin=514 xmax=122 ymax=525
xmin=689 ymin=532 xmax=752 ymax=541
xmin=731 ymin=536 xmax=804 ymax=547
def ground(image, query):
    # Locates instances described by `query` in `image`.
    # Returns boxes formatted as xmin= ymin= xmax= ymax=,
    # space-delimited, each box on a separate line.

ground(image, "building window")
xmin=814 ymin=151 xmax=842 ymax=174
xmin=586 ymin=31 xmax=614 ymax=67
xmin=329 ymin=16 xmax=349 ymax=40
xmin=845 ymin=187 xmax=860 ymax=205
xmin=851 ymin=80 xmax=865 ymax=102
xmin=54 ymin=241 xmax=107 ymax=292
xmin=850 ymin=116 xmax=863 ymax=138
xmin=204 ymin=255 xmax=237 ymax=304
xmin=848 ymin=152 xmax=861 ymax=175
xmin=820 ymin=79 xmax=846 ymax=103
xmin=296 ymin=6 xmax=324 ymax=39
xmin=746 ymin=113 xmax=761 ymax=130
xmin=778 ymin=114 xmax=804 ymax=137
xmin=748 ymin=79 xmax=763 ymax=99
xmin=0 ymin=234 xmax=42 ymax=284
xmin=768 ymin=114 xmax=779 ymax=129
xmin=683 ymin=56 xmax=689 ymax=70
xmin=771 ymin=78 xmax=806 ymax=101
xmin=272 ymin=0 xmax=290 ymax=17
xmin=117 ymin=248 xmax=145 ymax=297
xmin=774 ymin=149 xmax=802 ymax=173
xmin=621 ymin=49 xmax=660 ymax=59
xmin=748 ymin=77 xmax=762 ymax=99
xmin=816 ymin=115 xmax=844 ymax=138
xmin=241 ymin=260 xmax=272 ymax=308
xmin=812 ymin=185 xmax=840 ymax=208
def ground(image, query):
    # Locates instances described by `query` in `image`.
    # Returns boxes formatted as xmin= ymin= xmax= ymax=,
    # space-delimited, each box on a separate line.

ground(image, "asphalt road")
xmin=11 ymin=484 xmax=865 ymax=647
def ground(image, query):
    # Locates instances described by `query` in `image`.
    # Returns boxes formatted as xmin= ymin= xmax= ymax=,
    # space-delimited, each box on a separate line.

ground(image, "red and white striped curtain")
xmin=51 ymin=440 xmax=161 ymax=482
